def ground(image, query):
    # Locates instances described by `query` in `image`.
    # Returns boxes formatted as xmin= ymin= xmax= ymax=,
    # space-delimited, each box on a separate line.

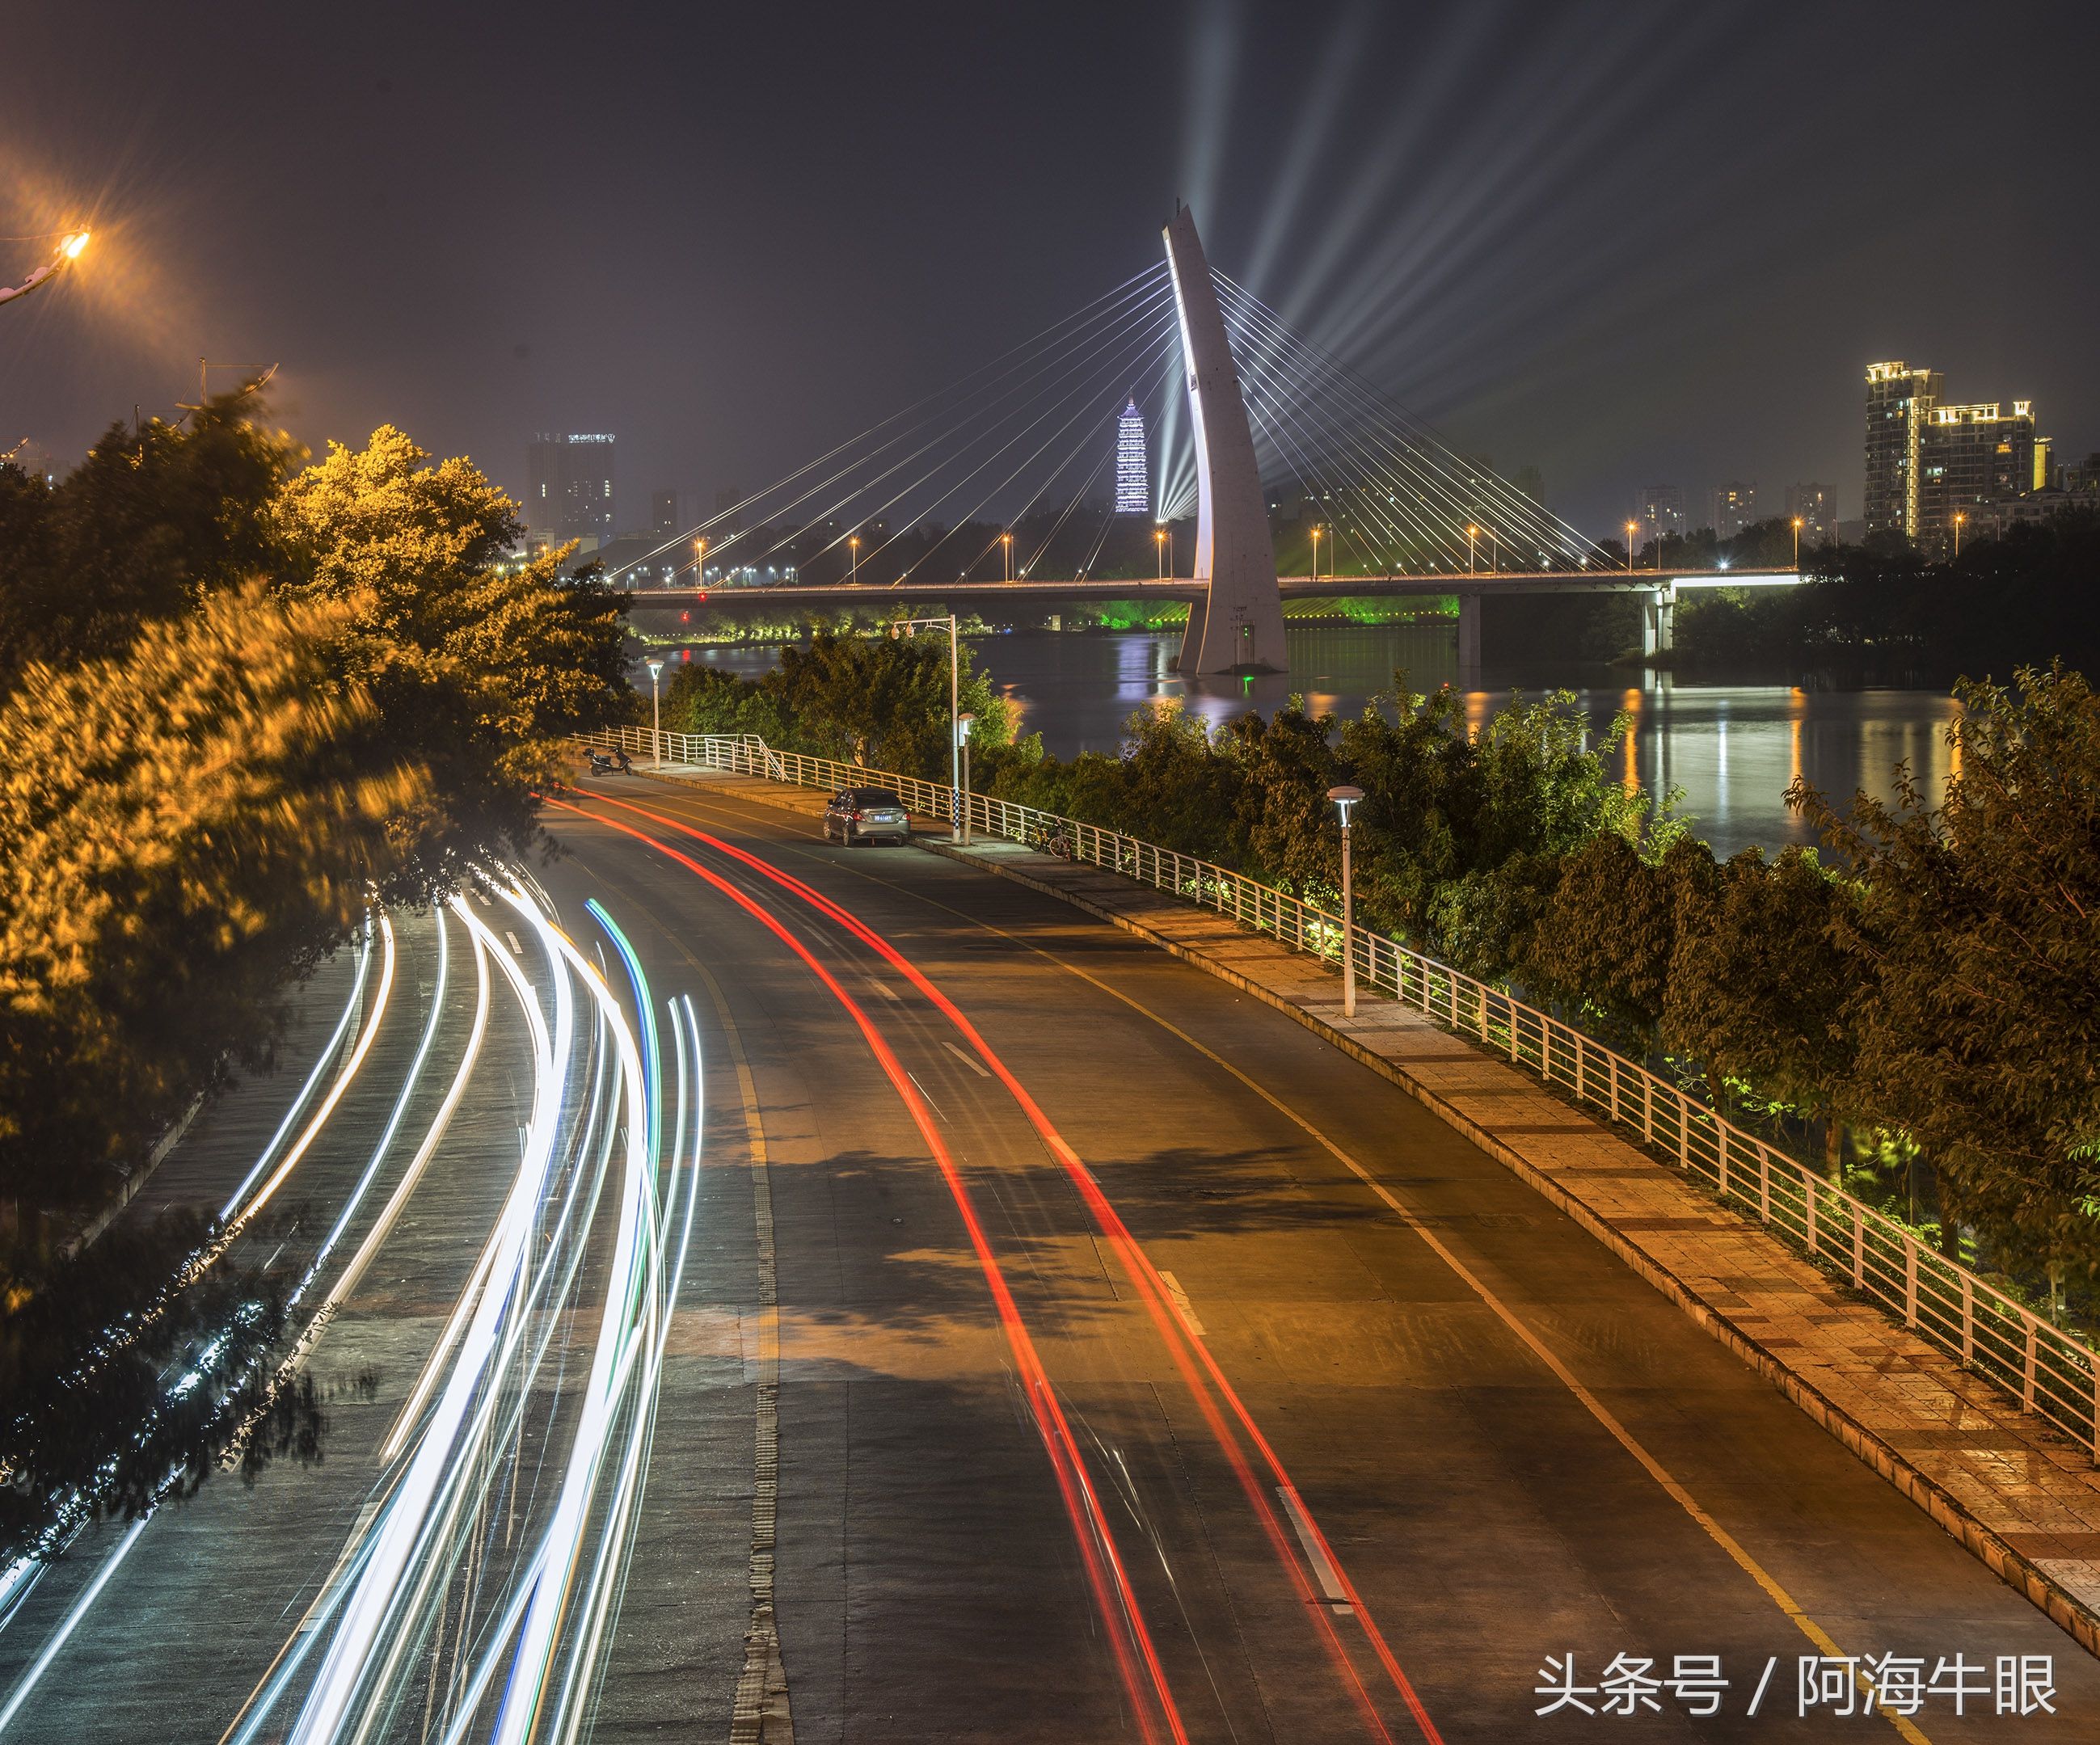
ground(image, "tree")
xmin=272 ymin=427 xmax=630 ymax=884
xmin=0 ymin=585 xmax=422 ymax=1216
xmin=1794 ymin=665 xmax=2100 ymax=1273
xmin=1660 ymin=846 xmax=1858 ymax=1167
xmin=0 ymin=399 xmax=299 ymax=677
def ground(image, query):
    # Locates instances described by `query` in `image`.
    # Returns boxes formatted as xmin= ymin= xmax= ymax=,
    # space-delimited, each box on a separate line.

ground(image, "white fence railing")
xmin=578 ymin=723 xmax=2100 ymax=1459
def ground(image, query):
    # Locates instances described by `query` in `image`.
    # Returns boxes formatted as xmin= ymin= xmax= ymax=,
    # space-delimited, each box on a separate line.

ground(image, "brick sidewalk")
xmin=646 ymin=767 xmax=2100 ymax=1656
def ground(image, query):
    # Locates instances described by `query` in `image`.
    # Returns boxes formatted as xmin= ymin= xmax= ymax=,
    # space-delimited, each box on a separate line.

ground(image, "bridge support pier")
xmin=1457 ymin=591 xmax=1482 ymax=684
xmin=1642 ymin=586 xmax=1676 ymax=660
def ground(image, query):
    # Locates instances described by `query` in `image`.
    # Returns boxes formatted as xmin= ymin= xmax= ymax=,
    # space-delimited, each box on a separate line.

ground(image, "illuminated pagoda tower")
xmin=1114 ymin=395 xmax=1149 ymax=514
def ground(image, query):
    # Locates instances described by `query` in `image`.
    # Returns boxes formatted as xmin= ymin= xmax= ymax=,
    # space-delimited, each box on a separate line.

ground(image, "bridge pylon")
xmin=1164 ymin=208 xmax=1286 ymax=676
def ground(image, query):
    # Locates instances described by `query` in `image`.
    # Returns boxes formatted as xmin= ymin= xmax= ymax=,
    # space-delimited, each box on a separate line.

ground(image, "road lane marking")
xmin=1277 ymin=1486 xmax=1354 ymax=1616
xmin=686 ymin=956 xmax=798 ymax=1745
xmin=866 ymin=976 xmax=901 ymax=1001
xmin=942 ymin=1038 xmax=992 ymax=1077
xmin=1157 ymin=1270 xmax=1206 ymax=1336
xmin=906 ymin=1071 xmax=947 ymax=1122
xmin=504 ymin=929 xmax=524 ymax=955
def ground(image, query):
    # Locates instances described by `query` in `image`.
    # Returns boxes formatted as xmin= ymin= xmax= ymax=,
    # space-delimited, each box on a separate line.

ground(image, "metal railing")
xmin=576 ymin=723 xmax=2100 ymax=1458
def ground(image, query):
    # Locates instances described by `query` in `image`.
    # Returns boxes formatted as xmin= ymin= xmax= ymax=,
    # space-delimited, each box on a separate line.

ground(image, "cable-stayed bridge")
xmin=610 ymin=209 xmax=1796 ymax=672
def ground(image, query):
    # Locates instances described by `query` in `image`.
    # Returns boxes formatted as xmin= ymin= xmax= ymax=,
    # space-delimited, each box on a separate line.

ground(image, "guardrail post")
xmin=2022 ymin=1323 xmax=2038 ymax=1413
xmin=1959 ymin=1272 xmax=1974 ymax=1364
xmin=1904 ymin=1240 xmax=1919 ymax=1328
xmin=1852 ymin=1204 xmax=1866 ymax=1289
xmin=1805 ymin=1171 xmax=1818 ymax=1254
xmin=1758 ymin=1146 xmax=1771 ymax=1223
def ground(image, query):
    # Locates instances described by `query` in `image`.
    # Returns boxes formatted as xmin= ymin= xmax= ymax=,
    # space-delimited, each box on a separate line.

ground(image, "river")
xmin=651 ymin=624 xmax=1960 ymax=860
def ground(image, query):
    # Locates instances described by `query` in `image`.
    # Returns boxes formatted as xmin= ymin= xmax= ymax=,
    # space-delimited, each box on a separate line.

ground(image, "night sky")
xmin=5 ymin=0 xmax=2094 ymax=537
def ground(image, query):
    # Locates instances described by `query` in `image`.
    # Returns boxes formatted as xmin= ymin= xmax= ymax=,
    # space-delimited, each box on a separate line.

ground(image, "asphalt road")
xmin=529 ymin=774 xmax=2100 ymax=1743
xmin=1 ymin=770 xmax=2092 ymax=1744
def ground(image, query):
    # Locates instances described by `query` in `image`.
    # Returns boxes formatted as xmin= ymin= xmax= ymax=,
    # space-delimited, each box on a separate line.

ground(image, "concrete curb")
xmin=918 ymin=836 xmax=2100 ymax=1660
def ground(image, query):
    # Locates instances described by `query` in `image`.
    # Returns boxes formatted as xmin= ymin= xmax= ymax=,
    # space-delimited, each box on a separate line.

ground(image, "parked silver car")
xmin=822 ymin=786 xmax=910 ymax=846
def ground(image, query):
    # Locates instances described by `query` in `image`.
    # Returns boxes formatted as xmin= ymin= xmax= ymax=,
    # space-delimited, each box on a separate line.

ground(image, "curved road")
xmin=0 ymin=769 xmax=2090 ymax=1743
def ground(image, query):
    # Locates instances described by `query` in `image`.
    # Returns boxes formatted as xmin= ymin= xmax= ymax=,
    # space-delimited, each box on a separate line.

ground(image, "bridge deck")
xmin=621 ymin=569 xmax=1800 ymax=609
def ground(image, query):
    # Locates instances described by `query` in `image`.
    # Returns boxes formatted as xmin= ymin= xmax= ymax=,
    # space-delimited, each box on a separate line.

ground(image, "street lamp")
xmin=1001 ymin=531 xmax=1014 ymax=582
xmin=1953 ymin=511 xmax=1967 ymax=558
xmin=1625 ymin=520 xmax=1638 ymax=573
xmin=1466 ymin=524 xmax=1478 ymax=576
xmin=0 ymin=230 xmax=89 ymax=310
xmin=1309 ymin=524 xmax=1322 ymax=582
xmin=1790 ymin=516 xmax=1803 ymax=569
xmin=693 ymin=534 xmax=707 ymax=589
xmin=956 ymin=711 xmax=976 ymax=845
xmin=890 ymin=614 xmax=964 ymax=842
xmin=849 ymin=533 xmax=861 ymax=584
xmin=1154 ymin=526 xmax=1166 ymax=579
xmin=1327 ymin=785 xmax=1364 ymax=1019
xmin=646 ymin=658 xmax=665 ymax=769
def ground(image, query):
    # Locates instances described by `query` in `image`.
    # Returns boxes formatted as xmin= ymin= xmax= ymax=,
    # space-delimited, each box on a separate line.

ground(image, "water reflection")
xmin=658 ymin=627 xmax=1962 ymax=858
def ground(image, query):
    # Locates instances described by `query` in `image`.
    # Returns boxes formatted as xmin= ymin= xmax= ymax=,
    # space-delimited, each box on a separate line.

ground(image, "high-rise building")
xmin=1785 ymin=483 xmax=1838 ymax=545
xmin=1634 ymin=484 xmax=1685 ymax=544
xmin=1920 ymin=398 xmax=2039 ymax=550
xmin=525 ymin=433 xmax=616 ymax=543
xmin=1864 ymin=361 xmax=1942 ymax=542
xmin=1115 ymin=398 xmax=1148 ymax=515
xmin=651 ymin=490 xmax=680 ymax=536
xmin=1714 ymin=482 xmax=1757 ymax=540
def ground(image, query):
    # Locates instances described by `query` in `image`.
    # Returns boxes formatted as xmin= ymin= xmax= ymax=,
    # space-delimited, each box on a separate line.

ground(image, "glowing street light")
xmin=692 ymin=534 xmax=707 ymax=589
xmin=1790 ymin=516 xmax=1803 ymax=569
xmin=1001 ymin=530 xmax=1014 ymax=582
xmin=1309 ymin=523 xmax=1322 ymax=582
xmin=1327 ymin=785 xmax=1365 ymax=1019
xmin=1 ymin=230 xmax=91 ymax=310
xmin=1466 ymin=524 xmax=1478 ymax=576
xmin=646 ymin=658 xmax=665 ymax=769
xmin=849 ymin=533 xmax=861 ymax=584
xmin=1953 ymin=511 xmax=1967 ymax=558
xmin=1154 ymin=526 xmax=1166 ymax=580
xmin=1625 ymin=520 xmax=1638 ymax=573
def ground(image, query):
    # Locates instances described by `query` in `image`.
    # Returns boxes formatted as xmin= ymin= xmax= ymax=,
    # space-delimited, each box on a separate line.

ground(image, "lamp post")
xmin=1309 ymin=524 xmax=1322 ymax=582
xmin=1002 ymin=531 xmax=1014 ymax=582
xmin=693 ymin=534 xmax=707 ymax=589
xmin=1327 ymin=785 xmax=1364 ymax=1018
xmin=956 ymin=711 xmax=976 ymax=845
xmin=891 ymin=614 xmax=963 ymax=841
xmin=646 ymin=658 xmax=665 ymax=769
xmin=1466 ymin=524 xmax=1478 ymax=576
xmin=1154 ymin=526 xmax=1166 ymax=579
xmin=1790 ymin=516 xmax=1803 ymax=570
xmin=1953 ymin=511 xmax=1967 ymax=558
xmin=0 ymin=230 xmax=89 ymax=311
xmin=1625 ymin=520 xmax=1638 ymax=573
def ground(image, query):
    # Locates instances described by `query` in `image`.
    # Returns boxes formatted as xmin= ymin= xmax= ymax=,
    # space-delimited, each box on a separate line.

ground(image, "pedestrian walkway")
xmin=645 ymin=767 xmax=2100 ymax=1657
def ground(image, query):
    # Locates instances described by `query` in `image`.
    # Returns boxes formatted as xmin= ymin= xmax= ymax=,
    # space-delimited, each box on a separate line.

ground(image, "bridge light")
xmin=61 ymin=230 xmax=90 ymax=260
